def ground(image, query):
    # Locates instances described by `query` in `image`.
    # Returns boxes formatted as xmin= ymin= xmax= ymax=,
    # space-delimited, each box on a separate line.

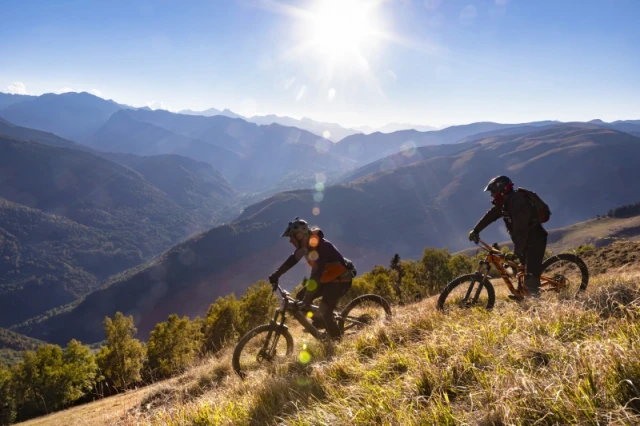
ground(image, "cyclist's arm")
xmin=272 ymin=247 xmax=307 ymax=279
xmin=473 ymin=204 xmax=501 ymax=233
xmin=510 ymin=194 xmax=531 ymax=257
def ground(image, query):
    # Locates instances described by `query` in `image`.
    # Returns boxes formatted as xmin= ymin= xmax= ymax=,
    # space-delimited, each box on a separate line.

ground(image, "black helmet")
xmin=484 ymin=176 xmax=513 ymax=195
xmin=281 ymin=217 xmax=310 ymax=237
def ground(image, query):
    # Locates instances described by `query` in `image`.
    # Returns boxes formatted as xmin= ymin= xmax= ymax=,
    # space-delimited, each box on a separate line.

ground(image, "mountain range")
xmin=11 ymin=123 xmax=640 ymax=344
xmin=2 ymin=90 xmax=640 ymax=345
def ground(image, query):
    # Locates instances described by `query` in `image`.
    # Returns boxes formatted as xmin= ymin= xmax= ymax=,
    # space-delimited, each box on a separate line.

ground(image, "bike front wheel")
xmin=437 ymin=274 xmax=495 ymax=312
xmin=232 ymin=324 xmax=294 ymax=379
xmin=540 ymin=253 xmax=589 ymax=298
xmin=338 ymin=294 xmax=392 ymax=333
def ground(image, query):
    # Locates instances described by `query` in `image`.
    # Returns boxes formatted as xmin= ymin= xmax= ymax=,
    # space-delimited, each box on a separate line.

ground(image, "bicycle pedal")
xmin=508 ymin=294 xmax=523 ymax=302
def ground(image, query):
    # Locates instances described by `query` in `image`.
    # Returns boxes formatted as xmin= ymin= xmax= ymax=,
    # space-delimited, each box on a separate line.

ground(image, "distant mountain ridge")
xmin=333 ymin=120 xmax=559 ymax=166
xmin=354 ymin=122 xmax=438 ymax=134
xmin=0 ymin=92 xmax=123 ymax=142
xmin=0 ymin=93 xmax=36 ymax=110
xmin=247 ymin=114 xmax=360 ymax=142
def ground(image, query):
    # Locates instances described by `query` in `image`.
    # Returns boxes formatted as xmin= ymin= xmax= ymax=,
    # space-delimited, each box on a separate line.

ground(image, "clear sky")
xmin=1 ymin=0 xmax=639 ymax=127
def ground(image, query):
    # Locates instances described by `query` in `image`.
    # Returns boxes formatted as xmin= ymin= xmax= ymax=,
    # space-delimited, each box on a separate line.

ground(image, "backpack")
xmin=517 ymin=188 xmax=551 ymax=223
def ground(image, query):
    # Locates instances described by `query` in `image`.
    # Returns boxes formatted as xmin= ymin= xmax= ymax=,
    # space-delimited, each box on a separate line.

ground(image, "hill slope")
xmin=0 ymin=136 xmax=231 ymax=326
xmin=99 ymin=152 xmax=238 ymax=226
xmin=0 ymin=117 xmax=90 ymax=151
xmin=20 ymin=257 xmax=640 ymax=425
xmin=15 ymin=125 xmax=640 ymax=344
xmin=0 ymin=197 xmax=147 ymax=326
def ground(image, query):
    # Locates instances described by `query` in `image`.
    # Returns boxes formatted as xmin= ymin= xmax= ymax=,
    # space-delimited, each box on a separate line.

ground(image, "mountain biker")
xmin=268 ymin=217 xmax=355 ymax=340
xmin=468 ymin=176 xmax=548 ymax=298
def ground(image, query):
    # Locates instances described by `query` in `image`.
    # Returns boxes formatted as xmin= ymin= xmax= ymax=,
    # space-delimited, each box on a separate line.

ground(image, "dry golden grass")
xmin=19 ymin=270 xmax=640 ymax=426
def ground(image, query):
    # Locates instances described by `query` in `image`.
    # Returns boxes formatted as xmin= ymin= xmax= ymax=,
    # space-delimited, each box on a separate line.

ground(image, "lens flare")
xmin=312 ymin=207 xmax=321 ymax=215
xmin=306 ymin=279 xmax=318 ymax=291
xmin=299 ymin=350 xmax=312 ymax=364
xmin=316 ymin=172 xmax=327 ymax=184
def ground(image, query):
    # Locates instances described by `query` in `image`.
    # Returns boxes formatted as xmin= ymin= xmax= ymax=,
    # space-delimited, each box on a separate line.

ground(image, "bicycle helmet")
xmin=281 ymin=217 xmax=310 ymax=237
xmin=484 ymin=175 xmax=513 ymax=196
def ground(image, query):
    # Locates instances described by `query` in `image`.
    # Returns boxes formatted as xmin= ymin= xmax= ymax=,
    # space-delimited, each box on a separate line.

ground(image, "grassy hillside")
xmin=21 ymin=244 xmax=640 ymax=425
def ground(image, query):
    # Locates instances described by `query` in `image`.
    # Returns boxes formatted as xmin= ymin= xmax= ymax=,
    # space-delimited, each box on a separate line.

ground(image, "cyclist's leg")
xmin=319 ymin=280 xmax=352 ymax=339
xmin=524 ymin=226 xmax=547 ymax=298
xmin=300 ymin=282 xmax=325 ymax=328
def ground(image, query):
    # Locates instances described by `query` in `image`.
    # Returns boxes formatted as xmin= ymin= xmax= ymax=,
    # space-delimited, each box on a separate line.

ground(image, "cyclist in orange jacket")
xmin=269 ymin=217 xmax=355 ymax=340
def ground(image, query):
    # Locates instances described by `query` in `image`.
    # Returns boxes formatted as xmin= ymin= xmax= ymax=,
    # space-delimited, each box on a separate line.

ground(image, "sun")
xmin=306 ymin=0 xmax=380 ymax=61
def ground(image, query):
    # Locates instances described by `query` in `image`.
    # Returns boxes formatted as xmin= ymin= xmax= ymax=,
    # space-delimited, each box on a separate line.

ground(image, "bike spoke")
xmin=341 ymin=299 xmax=389 ymax=332
xmin=438 ymin=275 xmax=494 ymax=312
xmin=237 ymin=330 xmax=288 ymax=373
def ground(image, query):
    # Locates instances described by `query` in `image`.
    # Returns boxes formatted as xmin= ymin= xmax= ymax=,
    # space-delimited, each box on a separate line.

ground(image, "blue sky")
xmin=1 ymin=0 xmax=639 ymax=127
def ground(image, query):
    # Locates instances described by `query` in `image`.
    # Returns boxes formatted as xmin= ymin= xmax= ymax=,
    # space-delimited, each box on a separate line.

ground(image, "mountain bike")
xmin=232 ymin=284 xmax=392 ymax=378
xmin=437 ymin=239 xmax=589 ymax=312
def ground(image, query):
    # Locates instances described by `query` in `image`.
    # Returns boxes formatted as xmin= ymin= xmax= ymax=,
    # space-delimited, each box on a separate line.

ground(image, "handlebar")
xmin=476 ymin=239 xmax=503 ymax=255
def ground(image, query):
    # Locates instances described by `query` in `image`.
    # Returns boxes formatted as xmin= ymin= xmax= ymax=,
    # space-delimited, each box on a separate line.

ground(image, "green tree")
xmin=239 ymin=281 xmax=277 ymax=334
xmin=420 ymin=248 xmax=453 ymax=295
xmin=60 ymin=340 xmax=99 ymax=403
xmin=96 ymin=312 xmax=145 ymax=390
xmin=398 ymin=260 xmax=426 ymax=302
xmin=356 ymin=265 xmax=397 ymax=303
xmin=11 ymin=340 xmax=97 ymax=421
xmin=448 ymin=254 xmax=474 ymax=278
xmin=0 ymin=366 xmax=15 ymax=426
xmin=202 ymin=295 xmax=241 ymax=353
xmin=146 ymin=314 xmax=203 ymax=379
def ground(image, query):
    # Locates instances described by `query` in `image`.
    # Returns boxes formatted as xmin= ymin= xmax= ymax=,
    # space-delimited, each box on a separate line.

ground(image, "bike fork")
xmin=464 ymin=278 xmax=484 ymax=305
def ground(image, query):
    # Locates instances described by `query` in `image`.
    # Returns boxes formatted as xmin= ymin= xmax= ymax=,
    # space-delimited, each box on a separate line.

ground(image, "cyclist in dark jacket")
xmin=468 ymin=176 xmax=548 ymax=298
xmin=269 ymin=218 xmax=355 ymax=339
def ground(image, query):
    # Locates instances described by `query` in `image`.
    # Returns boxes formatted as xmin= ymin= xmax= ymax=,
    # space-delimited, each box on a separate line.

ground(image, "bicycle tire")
xmin=232 ymin=323 xmax=294 ymax=379
xmin=436 ymin=273 xmax=495 ymax=312
xmin=540 ymin=253 xmax=589 ymax=297
xmin=338 ymin=294 xmax=392 ymax=331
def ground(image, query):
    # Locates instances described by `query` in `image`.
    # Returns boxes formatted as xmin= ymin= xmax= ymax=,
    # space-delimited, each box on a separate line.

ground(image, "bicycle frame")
xmin=259 ymin=286 xmax=328 ymax=358
xmin=476 ymin=240 xmax=567 ymax=297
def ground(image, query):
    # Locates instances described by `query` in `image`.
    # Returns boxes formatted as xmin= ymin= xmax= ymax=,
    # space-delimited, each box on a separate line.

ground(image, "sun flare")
xmin=307 ymin=0 xmax=379 ymax=60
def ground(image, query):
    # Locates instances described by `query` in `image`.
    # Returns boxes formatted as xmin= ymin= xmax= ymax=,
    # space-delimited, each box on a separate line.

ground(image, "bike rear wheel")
xmin=540 ymin=253 xmax=589 ymax=298
xmin=437 ymin=274 xmax=495 ymax=312
xmin=232 ymin=324 xmax=294 ymax=379
xmin=338 ymin=294 xmax=392 ymax=333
